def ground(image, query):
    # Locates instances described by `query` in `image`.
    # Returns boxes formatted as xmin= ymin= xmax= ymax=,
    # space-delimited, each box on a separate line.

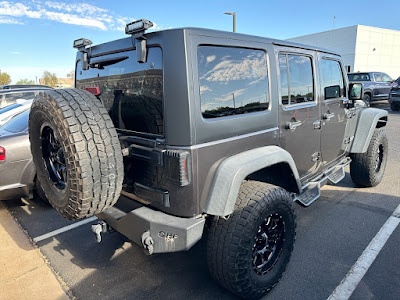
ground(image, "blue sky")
xmin=0 ymin=0 xmax=399 ymax=83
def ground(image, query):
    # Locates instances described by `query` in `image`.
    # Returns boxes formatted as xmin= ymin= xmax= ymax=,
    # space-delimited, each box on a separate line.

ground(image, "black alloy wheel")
xmin=207 ymin=181 xmax=296 ymax=299
xmin=374 ymin=144 xmax=384 ymax=173
xmin=252 ymin=213 xmax=285 ymax=275
xmin=41 ymin=125 xmax=67 ymax=190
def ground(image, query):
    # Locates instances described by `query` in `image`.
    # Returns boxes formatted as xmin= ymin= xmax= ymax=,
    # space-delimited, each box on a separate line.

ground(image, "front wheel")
xmin=207 ymin=181 xmax=296 ymax=299
xmin=350 ymin=128 xmax=388 ymax=187
xmin=363 ymin=93 xmax=371 ymax=107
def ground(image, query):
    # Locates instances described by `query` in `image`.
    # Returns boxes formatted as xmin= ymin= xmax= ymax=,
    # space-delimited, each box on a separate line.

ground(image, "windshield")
xmin=0 ymin=109 xmax=30 ymax=133
xmin=0 ymin=91 xmax=37 ymax=108
xmin=0 ymin=103 xmax=22 ymax=114
xmin=348 ymin=73 xmax=370 ymax=81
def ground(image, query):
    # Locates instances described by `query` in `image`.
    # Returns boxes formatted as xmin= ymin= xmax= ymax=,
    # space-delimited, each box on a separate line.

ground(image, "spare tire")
xmin=29 ymin=89 xmax=123 ymax=220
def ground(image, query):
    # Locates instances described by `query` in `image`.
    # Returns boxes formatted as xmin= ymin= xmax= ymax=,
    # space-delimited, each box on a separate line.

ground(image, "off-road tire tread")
xmin=207 ymin=181 xmax=296 ymax=299
xmin=350 ymin=128 xmax=388 ymax=187
xmin=29 ymin=88 xmax=123 ymax=220
xmin=35 ymin=178 xmax=49 ymax=205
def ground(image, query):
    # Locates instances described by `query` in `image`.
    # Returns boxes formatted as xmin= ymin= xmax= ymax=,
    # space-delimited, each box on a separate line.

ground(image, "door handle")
xmin=323 ymin=112 xmax=335 ymax=121
xmin=286 ymin=120 xmax=302 ymax=130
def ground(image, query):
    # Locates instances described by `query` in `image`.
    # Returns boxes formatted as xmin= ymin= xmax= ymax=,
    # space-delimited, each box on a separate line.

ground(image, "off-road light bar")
xmin=73 ymin=38 xmax=92 ymax=50
xmin=125 ymin=19 xmax=153 ymax=37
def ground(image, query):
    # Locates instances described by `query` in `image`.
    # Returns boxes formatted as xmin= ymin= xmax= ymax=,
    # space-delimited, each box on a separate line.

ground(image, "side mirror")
xmin=349 ymin=83 xmax=364 ymax=100
xmin=324 ymin=85 xmax=340 ymax=99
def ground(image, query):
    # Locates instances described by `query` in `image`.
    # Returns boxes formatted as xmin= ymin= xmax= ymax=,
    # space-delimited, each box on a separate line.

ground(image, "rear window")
xmin=197 ymin=46 xmax=269 ymax=119
xmin=348 ymin=73 xmax=370 ymax=81
xmin=76 ymin=47 xmax=163 ymax=136
xmin=1 ymin=109 xmax=29 ymax=133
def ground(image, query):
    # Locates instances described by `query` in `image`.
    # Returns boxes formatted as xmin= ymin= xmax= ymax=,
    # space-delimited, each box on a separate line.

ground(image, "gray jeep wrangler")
xmin=29 ymin=20 xmax=388 ymax=299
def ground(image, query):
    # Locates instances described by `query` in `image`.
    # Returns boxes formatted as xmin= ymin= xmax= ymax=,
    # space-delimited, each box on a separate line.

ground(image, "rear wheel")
xmin=207 ymin=181 xmax=296 ymax=299
xmin=350 ymin=128 xmax=388 ymax=187
xmin=29 ymin=89 xmax=124 ymax=220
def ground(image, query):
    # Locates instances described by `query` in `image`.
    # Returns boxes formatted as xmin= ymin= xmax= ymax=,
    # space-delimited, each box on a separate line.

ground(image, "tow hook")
xmin=91 ymin=221 xmax=108 ymax=243
xmin=141 ymin=231 xmax=154 ymax=255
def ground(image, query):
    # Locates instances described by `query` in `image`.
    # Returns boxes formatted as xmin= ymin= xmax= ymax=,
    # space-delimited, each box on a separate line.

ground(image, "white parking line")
xmin=33 ymin=216 xmax=98 ymax=243
xmin=328 ymin=204 xmax=400 ymax=300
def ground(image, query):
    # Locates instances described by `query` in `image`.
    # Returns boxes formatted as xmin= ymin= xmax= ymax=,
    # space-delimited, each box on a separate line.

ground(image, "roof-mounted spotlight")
xmin=73 ymin=38 xmax=92 ymax=70
xmin=73 ymin=38 xmax=92 ymax=50
xmin=125 ymin=19 xmax=153 ymax=63
xmin=125 ymin=19 xmax=153 ymax=38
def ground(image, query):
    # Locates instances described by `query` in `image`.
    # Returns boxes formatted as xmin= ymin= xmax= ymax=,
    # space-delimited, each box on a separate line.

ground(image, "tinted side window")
xmin=279 ymin=54 xmax=314 ymax=106
xmin=348 ymin=73 xmax=370 ymax=81
xmin=373 ymin=73 xmax=383 ymax=82
xmin=321 ymin=59 xmax=345 ymax=100
xmin=198 ymin=46 xmax=269 ymax=119
xmin=76 ymin=47 xmax=163 ymax=135
xmin=381 ymin=73 xmax=392 ymax=82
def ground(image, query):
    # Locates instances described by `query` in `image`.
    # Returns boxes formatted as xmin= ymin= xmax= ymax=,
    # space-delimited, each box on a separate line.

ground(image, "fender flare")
xmin=363 ymin=89 xmax=372 ymax=96
xmin=350 ymin=108 xmax=388 ymax=153
xmin=204 ymin=146 xmax=301 ymax=216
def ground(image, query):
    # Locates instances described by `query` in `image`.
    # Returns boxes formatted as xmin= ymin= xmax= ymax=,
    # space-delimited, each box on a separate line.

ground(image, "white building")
xmin=287 ymin=25 xmax=400 ymax=79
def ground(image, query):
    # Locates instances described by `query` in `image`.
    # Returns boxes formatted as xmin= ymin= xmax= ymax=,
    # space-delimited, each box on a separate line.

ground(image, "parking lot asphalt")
xmin=3 ymin=102 xmax=400 ymax=300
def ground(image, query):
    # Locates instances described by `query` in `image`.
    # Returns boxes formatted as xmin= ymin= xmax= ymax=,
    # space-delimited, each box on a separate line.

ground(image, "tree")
xmin=16 ymin=78 xmax=35 ymax=85
xmin=42 ymin=71 xmax=58 ymax=87
xmin=0 ymin=71 xmax=11 ymax=85
xmin=66 ymin=70 xmax=74 ymax=78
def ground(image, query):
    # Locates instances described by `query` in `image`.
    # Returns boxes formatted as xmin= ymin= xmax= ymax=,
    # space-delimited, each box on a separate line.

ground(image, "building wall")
xmin=287 ymin=25 xmax=400 ymax=79
xmin=354 ymin=25 xmax=400 ymax=78
xmin=287 ymin=26 xmax=357 ymax=73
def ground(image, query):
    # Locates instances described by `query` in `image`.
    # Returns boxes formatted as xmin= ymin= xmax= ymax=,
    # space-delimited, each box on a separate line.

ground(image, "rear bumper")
xmin=0 ymin=183 xmax=30 ymax=200
xmin=97 ymin=204 xmax=205 ymax=254
xmin=389 ymin=94 xmax=400 ymax=103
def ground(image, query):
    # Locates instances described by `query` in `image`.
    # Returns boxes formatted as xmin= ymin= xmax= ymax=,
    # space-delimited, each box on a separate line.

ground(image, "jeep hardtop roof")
xmin=77 ymin=27 xmax=340 ymax=59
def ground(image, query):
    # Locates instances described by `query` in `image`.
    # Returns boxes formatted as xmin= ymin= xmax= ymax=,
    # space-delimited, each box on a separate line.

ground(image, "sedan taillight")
xmin=0 ymin=147 xmax=5 ymax=161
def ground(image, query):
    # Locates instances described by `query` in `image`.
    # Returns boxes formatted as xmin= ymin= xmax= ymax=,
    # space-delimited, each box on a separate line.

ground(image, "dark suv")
xmin=29 ymin=20 xmax=388 ymax=299
xmin=389 ymin=77 xmax=400 ymax=111
xmin=348 ymin=72 xmax=393 ymax=105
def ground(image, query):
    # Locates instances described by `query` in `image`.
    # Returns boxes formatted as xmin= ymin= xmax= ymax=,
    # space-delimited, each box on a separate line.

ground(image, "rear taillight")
xmin=85 ymin=87 xmax=100 ymax=96
xmin=165 ymin=150 xmax=191 ymax=187
xmin=0 ymin=147 xmax=5 ymax=161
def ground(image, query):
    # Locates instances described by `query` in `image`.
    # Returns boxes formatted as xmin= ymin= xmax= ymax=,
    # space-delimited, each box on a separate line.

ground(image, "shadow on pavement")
xmin=38 ymin=186 xmax=399 ymax=300
xmin=2 ymin=164 xmax=399 ymax=300
xmin=0 ymin=200 xmax=33 ymax=251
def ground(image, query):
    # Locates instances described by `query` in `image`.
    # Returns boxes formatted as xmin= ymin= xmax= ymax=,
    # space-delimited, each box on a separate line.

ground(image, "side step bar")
xmin=295 ymin=158 xmax=350 ymax=206
xmin=96 ymin=206 xmax=205 ymax=255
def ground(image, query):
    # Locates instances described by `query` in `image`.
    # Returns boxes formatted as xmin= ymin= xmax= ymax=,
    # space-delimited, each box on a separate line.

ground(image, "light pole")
xmin=224 ymin=12 xmax=236 ymax=32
